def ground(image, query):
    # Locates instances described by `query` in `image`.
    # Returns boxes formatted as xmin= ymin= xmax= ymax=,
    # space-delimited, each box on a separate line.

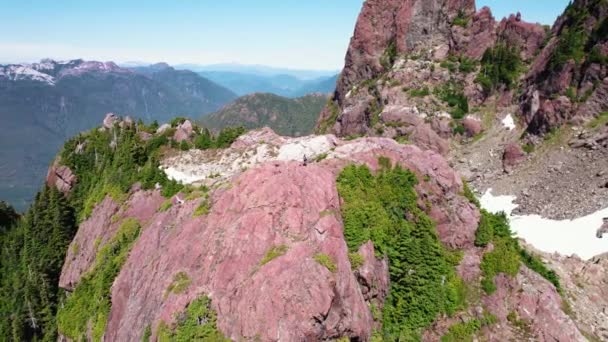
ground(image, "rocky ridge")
xmin=48 ymin=122 xmax=585 ymax=341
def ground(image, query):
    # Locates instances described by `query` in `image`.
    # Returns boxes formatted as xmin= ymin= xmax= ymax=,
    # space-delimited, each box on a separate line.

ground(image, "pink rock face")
xmin=173 ymin=120 xmax=194 ymax=142
xmin=455 ymin=6 xmax=497 ymax=59
xmin=106 ymin=162 xmax=373 ymax=341
xmin=462 ymin=117 xmax=482 ymax=137
xmin=59 ymin=196 xmax=120 ymax=290
xmin=502 ymin=142 xmax=526 ymax=172
xmin=356 ymin=242 xmax=389 ymax=304
xmin=409 ymin=123 xmax=450 ymax=155
xmin=497 ymin=13 xmax=547 ymax=61
xmin=59 ymin=190 xmax=165 ymax=290
xmin=519 ymin=0 xmax=608 ymax=134
xmin=327 ymin=0 xmax=476 ymax=116
xmin=46 ymin=160 xmax=77 ymax=194
xmin=483 ymin=266 xmax=585 ymax=341
xmin=57 ymin=128 xmax=586 ymax=340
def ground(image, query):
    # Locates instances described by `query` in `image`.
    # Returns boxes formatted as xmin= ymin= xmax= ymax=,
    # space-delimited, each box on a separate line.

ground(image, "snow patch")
xmin=502 ymin=114 xmax=516 ymax=130
xmin=277 ymin=136 xmax=334 ymax=161
xmin=160 ymin=131 xmax=337 ymax=185
xmin=480 ymin=189 xmax=608 ymax=260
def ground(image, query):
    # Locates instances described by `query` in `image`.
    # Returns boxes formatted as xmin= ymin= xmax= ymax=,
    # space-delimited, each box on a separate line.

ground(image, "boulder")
xmin=46 ymin=160 xmax=77 ymax=194
xmin=103 ymin=112 xmax=119 ymax=129
xmin=462 ymin=117 xmax=483 ymax=137
xmin=173 ymin=120 xmax=194 ymax=142
xmin=156 ymin=123 xmax=171 ymax=134
xmin=502 ymin=143 xmax=526 ymax=172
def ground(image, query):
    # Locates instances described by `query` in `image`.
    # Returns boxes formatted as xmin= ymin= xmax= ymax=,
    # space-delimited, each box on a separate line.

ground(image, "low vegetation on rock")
xmin=57 ymin=218 xmax=141 ymax=341
xmin=155 ymin=296 xmax=228 ymax=342
xmin=337 ymin=159 xmax=466 ymax=339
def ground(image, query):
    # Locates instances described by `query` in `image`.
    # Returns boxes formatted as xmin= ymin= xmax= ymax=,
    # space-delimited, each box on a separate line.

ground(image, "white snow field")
xmin=480 ymin=189 xmax=608 ymax=260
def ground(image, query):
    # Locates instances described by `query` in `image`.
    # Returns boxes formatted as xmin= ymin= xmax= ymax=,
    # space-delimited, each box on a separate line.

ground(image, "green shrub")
xmin=522 ymin=143 xmax=535 ymax=154
xmin=440 ymin=60 xmax=457 ymax=73
xmin=462 ymin=181 xmax=480 ymax=208
xmin=453 ymin=124 xmax=466 ymax=135
xmin=409 ymin=87 xmax=430 ymax=97
xmin=380 ymin=40 xmax=398 ymax=70
xmin=142 ymin=325 xmax=152 ymax=342
xmin=348 ymin=252 xmax=365 ymax=270
xmin=170 ymin=117 xmax=188 ymax=127
xmin=441 ymin=313 xmax=496 ymax=342
xmin=260 ymin=245 xmax=289 ymax=266
xmin=158 ymin=199 xmax=173 ymax=212
xmin=519 ymin=248 xmax=561 ymax=292
xmin=453 ymin=10 xmax=470 ymax=28
xmin=587 ymin=112 xmax=608 ymax=129
xmin=477 ymin=43 xmax=522 ymax=94
xmin=458 ymin=56 xmax=477 ymax=73
xmin=436 ymin=82 xmax=469 ymax=119
xmin=57 ymin=218 xmax=141 ymax=341
xmin=155 ymin=296 xmax=228 ymax=341
xmin=314 ymin=153 xmax=328 ymax=162
xmin=477 ymin=211 xmax=521 ymax=294
xmin=165 ymin=272 xmax=192 ymax=297
xmin=193 ymin=199 xmax=210 ymax=217
xmin=317 ymin=100 xmax=340 ymax=134
xmin=337 ymin=161 xmax=465 ymax=339
xmin=179 ymin=140 xmax=190 ymax=151
xmin=314 ymin=253 xmax=337 ymax=273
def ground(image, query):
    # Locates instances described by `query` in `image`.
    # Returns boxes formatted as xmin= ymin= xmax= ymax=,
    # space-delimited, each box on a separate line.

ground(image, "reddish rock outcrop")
xmin=56 ymin=127 xmax=586 ymax=341
xmin=102 ymin=112 xmax=119 ymax=129
xmin=60 ymin=130 xmax=482 ymax=341
xmin=59 ymin=189 xmax=165 ymax=290
xmin=541 ymin=251 xmax=608 ymax=340
xmin=46 ymin=159 xmax=77 ymax=194
xmin=173 ymin=120 xmax=194 ymax=142
xmin=483 ymin=266 xmax=586 ymax=341
xmin=519 ymin=0 xmax=608 ymax=134
xmin=317 ymin=0 xmax=547 ymax=145
xmin=497 ymin=13 xmax=548 ymax=61
xmin=502 ymin=142 xmax=526 ymax=173
xmin=462 ymin=117 xmax=483 ymax=137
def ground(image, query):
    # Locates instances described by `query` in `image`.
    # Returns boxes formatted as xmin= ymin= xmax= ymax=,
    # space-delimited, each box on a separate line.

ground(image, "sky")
xmin=0 ymin=0 xmax=570 ymax=70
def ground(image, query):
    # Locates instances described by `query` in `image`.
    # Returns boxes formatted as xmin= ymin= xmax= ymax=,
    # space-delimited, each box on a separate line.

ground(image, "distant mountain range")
xmin=0 ymin=59 xmax=237 ymax=211
xmin=173 ymin=63 xmax=339 ymax=80
xmin=200 ymin=71 xmax=338 ymax=97
xmin=201 ymin=93 xmax=328 ymax=137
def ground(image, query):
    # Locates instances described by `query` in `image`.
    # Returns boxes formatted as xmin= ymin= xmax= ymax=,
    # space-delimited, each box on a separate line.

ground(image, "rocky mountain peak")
xmin=0 ymin=58 xmax=132 ymax=85
xmin=335 ymin=0 xmax=476 ymax=105
xmin=520 ymin=0 xmax=608 ymax=134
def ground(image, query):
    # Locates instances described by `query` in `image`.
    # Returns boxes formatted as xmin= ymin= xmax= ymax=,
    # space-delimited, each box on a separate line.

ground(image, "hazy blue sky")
xmin=0 ymin=0 xmax=570 ymax=69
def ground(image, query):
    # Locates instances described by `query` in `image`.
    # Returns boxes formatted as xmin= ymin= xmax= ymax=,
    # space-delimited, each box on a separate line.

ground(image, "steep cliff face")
xmin=317 ymin=0 xmax=547 ymax=149
xmin=520 ymin=0 xmax=608 ymax=133
xmin=334 ymin=0 xmax=476 ymax=106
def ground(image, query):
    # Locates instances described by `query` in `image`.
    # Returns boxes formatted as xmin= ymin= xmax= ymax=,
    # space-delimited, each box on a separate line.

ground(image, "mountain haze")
xmin=0 ymin=59 xmax=236 ymax=210
xmin=201 ymin=93 xmax=328 ymax=136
